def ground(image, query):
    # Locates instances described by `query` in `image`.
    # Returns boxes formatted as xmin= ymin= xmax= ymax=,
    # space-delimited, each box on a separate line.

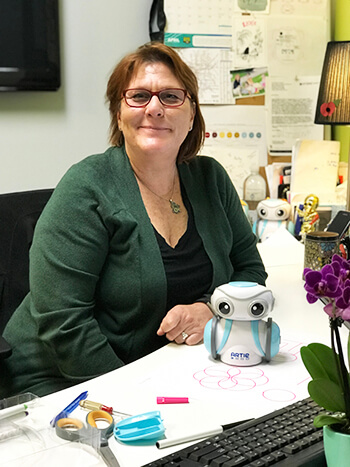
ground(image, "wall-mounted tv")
xmin=0 ymin=0 xmax=60 ymax=91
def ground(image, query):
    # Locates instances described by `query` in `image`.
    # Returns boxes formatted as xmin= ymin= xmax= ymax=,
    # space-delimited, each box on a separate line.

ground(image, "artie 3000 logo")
xmin=231 ymin=352 xmax=250 ymax=360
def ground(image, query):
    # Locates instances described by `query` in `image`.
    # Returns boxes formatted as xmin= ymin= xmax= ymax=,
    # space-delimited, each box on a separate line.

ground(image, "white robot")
xmin=204 ymin=281 xmax=280 ymax=366
xmin=252 ymin=198 xmax=294 ymax=242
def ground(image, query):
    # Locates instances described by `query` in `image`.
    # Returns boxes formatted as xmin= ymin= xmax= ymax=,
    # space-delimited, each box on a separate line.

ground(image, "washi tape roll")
xmin=55 ymin=417 xmax=85 ymax=441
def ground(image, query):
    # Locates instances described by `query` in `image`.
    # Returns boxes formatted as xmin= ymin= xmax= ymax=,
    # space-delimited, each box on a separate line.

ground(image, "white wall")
xmin=0 ymin=0 xmax=153 ymax=194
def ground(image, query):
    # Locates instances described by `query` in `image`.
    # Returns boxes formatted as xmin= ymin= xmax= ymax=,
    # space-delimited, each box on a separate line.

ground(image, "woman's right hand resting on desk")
xmin=157 ymin=302 xmax=213 ymax=345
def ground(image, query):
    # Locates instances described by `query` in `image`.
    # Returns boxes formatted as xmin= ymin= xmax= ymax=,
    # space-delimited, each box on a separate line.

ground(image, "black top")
xmin=154 ymin=186 xmax=213 ymax=311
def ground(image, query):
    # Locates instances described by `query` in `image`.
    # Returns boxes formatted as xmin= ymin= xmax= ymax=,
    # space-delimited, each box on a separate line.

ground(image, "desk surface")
xmin=1 ymin=232 xmax=345 ymax=466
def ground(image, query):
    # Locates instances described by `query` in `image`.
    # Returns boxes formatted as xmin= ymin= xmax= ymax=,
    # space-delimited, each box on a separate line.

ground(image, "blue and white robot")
xmin=252 ymin=198 xmax=294 ymax=242
xmin=204 ymin=282 xmax=280 ymax=366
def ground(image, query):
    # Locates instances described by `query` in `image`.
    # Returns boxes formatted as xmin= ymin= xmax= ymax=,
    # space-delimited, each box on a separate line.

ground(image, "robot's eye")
xmin=250 ymin=302 xmax=265 ymax=316
xmin=218 ymin=302 xmax=231 ymax=315
xmin=276 ymin=209 xmax=285 ymax=217
xmin=259 ymin=209 xmax=267 ymax=217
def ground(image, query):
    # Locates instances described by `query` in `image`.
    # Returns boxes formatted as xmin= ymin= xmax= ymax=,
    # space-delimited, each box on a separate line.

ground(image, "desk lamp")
xmin=314 ymin=41 xmax=350 ymax=209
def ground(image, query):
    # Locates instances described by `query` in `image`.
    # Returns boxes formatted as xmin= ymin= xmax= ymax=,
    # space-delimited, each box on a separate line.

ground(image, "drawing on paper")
xmin=192 ymin=338 xmax=310 ymax=403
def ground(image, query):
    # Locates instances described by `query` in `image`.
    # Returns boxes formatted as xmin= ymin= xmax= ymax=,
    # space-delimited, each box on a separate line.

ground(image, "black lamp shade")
xmin=315 ymin=41 xmax=350 ymax=125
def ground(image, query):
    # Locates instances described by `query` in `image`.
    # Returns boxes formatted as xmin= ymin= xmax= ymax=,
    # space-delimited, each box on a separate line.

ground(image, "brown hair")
xmin=106 ymin=42 xmax=205 ymax=164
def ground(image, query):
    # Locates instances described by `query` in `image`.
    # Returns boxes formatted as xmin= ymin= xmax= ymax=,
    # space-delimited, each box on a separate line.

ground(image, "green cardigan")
xmin=0 ymin=146 xmax=267 ymax=397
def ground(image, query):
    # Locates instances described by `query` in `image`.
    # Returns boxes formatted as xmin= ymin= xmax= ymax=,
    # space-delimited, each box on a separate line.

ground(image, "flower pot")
xmin=323 ymin=425 xmax=350 ymax=466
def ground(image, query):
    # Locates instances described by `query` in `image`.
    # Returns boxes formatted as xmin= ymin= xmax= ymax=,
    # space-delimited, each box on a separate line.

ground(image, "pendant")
xmin=169 ymin=199 xmax=181 ymax=214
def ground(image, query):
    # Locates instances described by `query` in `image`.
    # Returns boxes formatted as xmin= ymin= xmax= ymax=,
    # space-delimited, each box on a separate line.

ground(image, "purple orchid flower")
xmin=331 ymin=254 xmax=350 ymax=282
xmin=304 ymin=254 xmax=350 ymax=321
xmin=334 ymin=285 xmax=350 ymax=320
xmin=303 ymin=267 xmax=342 ymax=304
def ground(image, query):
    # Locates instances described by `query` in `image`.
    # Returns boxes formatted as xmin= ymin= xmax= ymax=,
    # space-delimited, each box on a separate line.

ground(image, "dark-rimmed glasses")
xmin=123 ymin=88 xmax=189 ymax=108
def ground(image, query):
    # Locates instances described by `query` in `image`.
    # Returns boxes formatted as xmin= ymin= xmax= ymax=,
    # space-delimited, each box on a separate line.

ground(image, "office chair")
xmin=0 ymin=189 xmax=54 ymax=358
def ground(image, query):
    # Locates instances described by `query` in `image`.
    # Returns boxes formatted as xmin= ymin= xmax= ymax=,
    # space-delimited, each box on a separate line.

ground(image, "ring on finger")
xmin=181 ymin=331 xmax=189 ymax=341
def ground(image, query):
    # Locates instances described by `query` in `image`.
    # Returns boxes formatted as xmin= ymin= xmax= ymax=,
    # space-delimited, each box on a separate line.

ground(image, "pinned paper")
xmin=290 ymin=139 xmax=340 ymax=206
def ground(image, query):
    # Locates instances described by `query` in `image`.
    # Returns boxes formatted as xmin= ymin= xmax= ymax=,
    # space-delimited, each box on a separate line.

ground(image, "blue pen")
xmin=51 ymin=390 xmax=88 ymax=426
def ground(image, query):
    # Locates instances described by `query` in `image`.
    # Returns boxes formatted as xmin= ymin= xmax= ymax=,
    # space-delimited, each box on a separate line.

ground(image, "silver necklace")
xmin=134 ymin=171 xmax=181 ymax=214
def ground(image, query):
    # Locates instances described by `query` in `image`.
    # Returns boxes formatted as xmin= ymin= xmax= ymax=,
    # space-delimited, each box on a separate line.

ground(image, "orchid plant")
xmin=301 ymin=254 xmax=350 ymax=434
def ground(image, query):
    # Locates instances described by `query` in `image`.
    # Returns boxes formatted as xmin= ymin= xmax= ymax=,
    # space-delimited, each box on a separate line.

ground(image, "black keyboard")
xmin=142 ymin=397 xmax=326 ymax=467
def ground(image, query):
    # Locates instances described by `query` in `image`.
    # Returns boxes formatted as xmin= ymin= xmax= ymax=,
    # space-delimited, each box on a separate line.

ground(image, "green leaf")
xmin=308 ymin=379 xmax=346 ymax=412
xmin=314 ymin=413 xmax=347 ymax=428
xmin=301 ymin=343 xmax=341 ymax=385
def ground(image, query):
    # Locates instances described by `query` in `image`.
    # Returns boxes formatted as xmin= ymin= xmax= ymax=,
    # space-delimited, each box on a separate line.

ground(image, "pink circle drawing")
xmin=193 ymin=365 xmax=269 ymax=391
xmin=262 ymin=389 xmax=296 ymax=402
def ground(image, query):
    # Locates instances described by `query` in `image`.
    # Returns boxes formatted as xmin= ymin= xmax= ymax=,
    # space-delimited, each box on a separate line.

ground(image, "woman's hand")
xmin=157 ymin=302 xmax=213 ymax=345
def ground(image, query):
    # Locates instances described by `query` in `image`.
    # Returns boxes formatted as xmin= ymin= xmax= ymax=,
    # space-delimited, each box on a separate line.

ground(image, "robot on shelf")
xmin=204 ymin=281 xmax=280 ymax=366
xmin=252 ymin=198 xmax=294 ymax=242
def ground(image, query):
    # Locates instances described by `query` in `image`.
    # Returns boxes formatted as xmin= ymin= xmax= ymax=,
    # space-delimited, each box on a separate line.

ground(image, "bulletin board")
xmin=162 ymin=0 xmax=331 ymax=197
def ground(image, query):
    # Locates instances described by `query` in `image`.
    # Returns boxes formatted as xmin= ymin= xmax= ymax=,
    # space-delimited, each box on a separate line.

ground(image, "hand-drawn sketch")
xmin=232 ymin=16 xmax=267 ymax=68
xmin=202 ymin=143 xmax=260 ymax=198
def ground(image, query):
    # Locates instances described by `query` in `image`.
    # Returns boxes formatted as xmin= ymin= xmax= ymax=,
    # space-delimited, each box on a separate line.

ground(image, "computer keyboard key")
xmin=188 ymin=443 xmax=219 ymax=461
xmin=269 ymin=451 xmax=287 ymax=462
xmin=246 ymin=459 xmax=269 ymax=466
xmin=282 ymin=432 xmax=297 ymax=442
xmin=226 ymin=450 xmax=245 ymax=461
xmin=253 ymin=446 xmax=269 ymax=457
xmin=164 ymin=460 xmax=202 ymax=467
xmin=282 ymin=442 xmax=303 ymax=455
xmin=200 ymin=447 xmax=230 ymax=464
xmin=243 ymin=451 xmax=259 ymax=462
xmin=211 ymin=454 xmax=234 ymax=467
xmin=262 ymin=441 xmax=278 ymax=452
xmin=268 ymin=436 xmax=287 ymax=448
xmin=247 ymin=441 xmax=263 ymax=450
xmin=259 ymin=454 xmax=277 ymax=465
xmin=221 ymin=456 xmax=249 ymax=467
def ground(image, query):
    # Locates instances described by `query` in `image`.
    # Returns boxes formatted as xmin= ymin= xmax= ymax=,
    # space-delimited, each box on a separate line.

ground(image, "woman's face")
xmin=117 ymin=62 xmax=195 ymax=163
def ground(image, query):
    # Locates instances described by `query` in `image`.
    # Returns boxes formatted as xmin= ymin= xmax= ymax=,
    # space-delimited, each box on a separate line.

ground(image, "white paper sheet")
xmin=232 ymin=16 xmax=267 ymax=68
xmin=265 ymin=15 xmax=329 ymax=76
xmin=266 ymin=76 xmax=324 ymax=155
xmin=290 ymin=139 xmax=340 ymax=206
xmin=164 ymin=0 xmax=233 ymax=34
xmin=136 ymin=336 xmax=313 ymax=425
xmin=200 ymin=105 xmax=267 ymax=197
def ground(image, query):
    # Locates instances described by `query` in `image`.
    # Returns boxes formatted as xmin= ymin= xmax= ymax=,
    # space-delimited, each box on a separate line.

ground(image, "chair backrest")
xmin=0 ymin=189 xmax=54 ymax=335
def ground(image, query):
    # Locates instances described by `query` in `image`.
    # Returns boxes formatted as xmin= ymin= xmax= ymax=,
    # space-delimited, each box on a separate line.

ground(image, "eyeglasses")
xmin=123 ymin=88 xmax=189 ymax=108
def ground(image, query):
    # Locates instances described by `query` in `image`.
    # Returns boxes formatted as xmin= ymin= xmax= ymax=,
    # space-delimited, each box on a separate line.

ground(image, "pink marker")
xmin=157 ymin=397 xmax=189 ymax=404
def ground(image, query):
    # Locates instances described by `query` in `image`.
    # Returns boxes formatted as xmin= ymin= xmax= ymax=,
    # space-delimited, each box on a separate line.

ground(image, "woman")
xmin=0 ymin=43 xmax=267 ymax=398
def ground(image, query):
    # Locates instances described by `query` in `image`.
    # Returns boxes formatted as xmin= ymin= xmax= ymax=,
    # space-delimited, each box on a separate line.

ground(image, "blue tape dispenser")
xmin=113 ymin=411 xmax=165 ymax=442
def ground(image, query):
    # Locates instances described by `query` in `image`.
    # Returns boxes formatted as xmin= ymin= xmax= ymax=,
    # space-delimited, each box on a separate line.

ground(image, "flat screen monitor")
xmin=0 ymin=0 xmax=60 ymax=91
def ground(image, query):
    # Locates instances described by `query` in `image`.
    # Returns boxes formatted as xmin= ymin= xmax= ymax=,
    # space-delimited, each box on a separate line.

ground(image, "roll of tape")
xmin=86 ymin=410 xmax=114 ymax=444
xmin=55 ymin=417 xmax=85 ymax=442
xmin=86 ymin=410 xmax=113 ymax=428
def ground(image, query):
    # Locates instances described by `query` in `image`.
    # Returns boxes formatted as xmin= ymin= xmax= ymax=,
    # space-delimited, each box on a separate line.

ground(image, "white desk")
xmin=2 ymin=232 xmax=346 ymax=466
